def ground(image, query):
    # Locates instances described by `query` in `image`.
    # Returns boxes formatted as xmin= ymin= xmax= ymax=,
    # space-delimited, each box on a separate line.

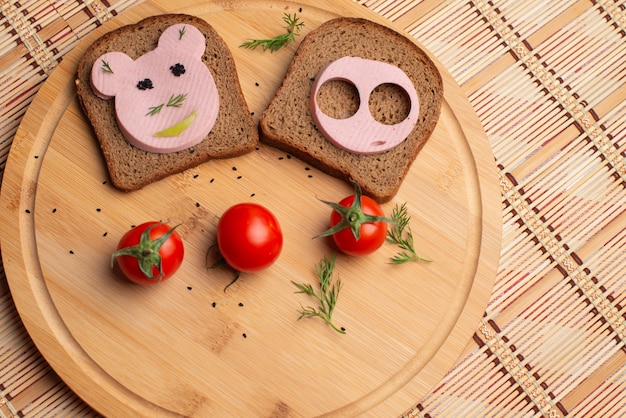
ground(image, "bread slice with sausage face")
xmin=259 ymin=17 xmax=443 ymax=202
xmin=76 ymin=14 xmax=257 ymax=191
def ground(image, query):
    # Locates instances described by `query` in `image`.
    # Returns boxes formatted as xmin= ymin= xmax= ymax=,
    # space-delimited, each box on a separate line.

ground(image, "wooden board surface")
xmin=0 ymin=0 xmax=501 ymax=416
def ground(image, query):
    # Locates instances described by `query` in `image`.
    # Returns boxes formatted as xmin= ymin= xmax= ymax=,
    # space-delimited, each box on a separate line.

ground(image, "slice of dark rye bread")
xmin=260 ymin=17 xmax=443 ymax=202
xmin=76 ymin=14 xmax=257 ymax=191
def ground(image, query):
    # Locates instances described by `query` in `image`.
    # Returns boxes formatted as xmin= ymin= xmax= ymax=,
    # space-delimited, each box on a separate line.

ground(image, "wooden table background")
xmin=0 ymin=0 xmax=624 ymax=416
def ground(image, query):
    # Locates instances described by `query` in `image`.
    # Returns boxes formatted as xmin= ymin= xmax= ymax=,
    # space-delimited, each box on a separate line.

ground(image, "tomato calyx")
xmin=316 ymin=182 xmax=393 ymax=240
xmin=206 ymin=243 xmax=241 ymax=292
xmin=112 ymin=223 xmax=180 ymax=280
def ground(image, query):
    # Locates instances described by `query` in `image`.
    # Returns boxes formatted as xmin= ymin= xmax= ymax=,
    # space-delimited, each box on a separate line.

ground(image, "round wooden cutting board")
xmin=0 ymin=0 xmax=501 ymax=416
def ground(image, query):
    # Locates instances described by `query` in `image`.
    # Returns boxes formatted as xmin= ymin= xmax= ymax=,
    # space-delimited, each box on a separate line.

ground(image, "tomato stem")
xmin=112 ymin=223 xmax=180 ymax=280
xmin=223 ymin=270 xmax=241 ymax=292
xmin=315 ymin=182 xmax=393 ymax=240
xmin=206 ymin=243 xmax=242 ymax=292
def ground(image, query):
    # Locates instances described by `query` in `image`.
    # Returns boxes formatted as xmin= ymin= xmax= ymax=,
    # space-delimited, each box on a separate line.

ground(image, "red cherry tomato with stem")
xmin=112 ymin=222 xmax=184 ymax=285
xmin=317 ymin=183 xmax=392 ymax=256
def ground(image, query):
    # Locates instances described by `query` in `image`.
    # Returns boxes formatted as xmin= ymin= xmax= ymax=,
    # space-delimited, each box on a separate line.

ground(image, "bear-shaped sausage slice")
xmin=91 ymin=23 xmax=219 ymax=153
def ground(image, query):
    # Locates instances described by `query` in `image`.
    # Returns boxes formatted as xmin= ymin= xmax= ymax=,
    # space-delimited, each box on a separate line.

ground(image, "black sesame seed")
xmin=232 ymin=166 xmax=237 ymax=171
xmin=25 ymin=209 xmax=30 ymax=214
xmin=34 ymin=155 xmax=39 ymax=159
xmin=187 ymin=286 xmax=192 ymax=290
xmin=255 ymin=82 xmax=259 ymax=86
xmin=52 ymin=208 xmax=57 ymax=213
xmin=238 ymin=302 xmax=244 ymax=307
xmin=96 ymin=208 xmax=101 ymax=212
xmin=193 ymin=174 xmax=199 ymax=179
xmin=69 ymin=250 xmax=74 ymax=254
xmin=210 ymin=178 xmax=215 ymax=183
xmin=242 ymin=333 xmax=247 ymax=338
xmin=195 ymin=202 xmax=201 ymax=207
xmin=211 ymin=302 xmax=217 ymax=308
xmin=237 ymin=175 xmax=242 ymax=180
xmin=103 ymin=232 xmax=108 ymax=237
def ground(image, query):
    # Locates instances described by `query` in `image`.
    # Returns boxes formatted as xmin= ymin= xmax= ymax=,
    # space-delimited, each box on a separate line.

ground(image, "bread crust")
xmin=76 ymin=14 xmax=258 ymax=191
xmin=259 ymin=17 xmax=443 ymax=202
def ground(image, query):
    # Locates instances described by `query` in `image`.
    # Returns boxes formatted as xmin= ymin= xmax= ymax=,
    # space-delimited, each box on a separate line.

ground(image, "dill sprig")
xmin=166 ymin=93 xmax=186 ymax=108
xmin=292 ymin=254 xmax=345 ymax=334
xmin=386 ymin=203 xmax=432 ymax=264
xmin=240 ymin=13 xmax=304 ymax=52
xmin=146 ymin=94 xmax=187 ymax=116
xmin=178 ymin=26 xmax=186 ymax=40
xmin=101 ymin=60 xmax=114 ymax=74
xmin=146 ymin=103 xmax=163 ymax=116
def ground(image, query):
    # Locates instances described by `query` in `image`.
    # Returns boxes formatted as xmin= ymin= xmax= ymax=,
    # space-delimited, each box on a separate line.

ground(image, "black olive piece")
xmin=137 ymin=78 xmax=154 ymax=90
xmin=170 ymin=63 xmax=186 ymax=76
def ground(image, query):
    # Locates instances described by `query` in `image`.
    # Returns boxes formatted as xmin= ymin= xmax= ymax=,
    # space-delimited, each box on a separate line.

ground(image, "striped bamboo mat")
xmin=1 ymin=0 xmax=625 ymax=416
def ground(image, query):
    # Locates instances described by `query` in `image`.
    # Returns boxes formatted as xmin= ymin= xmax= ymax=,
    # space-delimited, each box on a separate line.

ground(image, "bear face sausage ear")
xmin=157 ymin=23 xmax=206 ymax=58
xmin=90 ymin=51 xmax=135 ymax=99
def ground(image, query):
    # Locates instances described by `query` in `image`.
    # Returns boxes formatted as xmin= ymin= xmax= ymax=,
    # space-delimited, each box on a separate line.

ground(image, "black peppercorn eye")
xmin=137 ymin=78 xmax=154 ymax=90
xmin=170 ymin=63 xmax=186 ymax=77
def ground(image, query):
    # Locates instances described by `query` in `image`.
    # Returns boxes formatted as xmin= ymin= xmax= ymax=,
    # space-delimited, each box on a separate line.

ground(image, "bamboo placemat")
xmin=0 ymin=0 xmax=624 ymax=416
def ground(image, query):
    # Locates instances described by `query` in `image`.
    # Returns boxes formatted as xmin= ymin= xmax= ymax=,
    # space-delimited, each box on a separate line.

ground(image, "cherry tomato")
xmin=217 ymin=203 xmax=283 ymax=272
xmin=317 ymin=183 xmax=391 ymax=256
xmin=112 ymin=222 xmax=184 ymax=285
